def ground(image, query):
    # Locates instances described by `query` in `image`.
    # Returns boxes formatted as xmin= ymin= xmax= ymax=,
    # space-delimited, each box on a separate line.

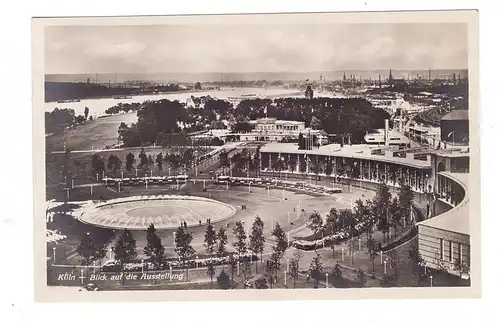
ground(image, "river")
xmin=45 ymin=87 xmax=304 ymax=117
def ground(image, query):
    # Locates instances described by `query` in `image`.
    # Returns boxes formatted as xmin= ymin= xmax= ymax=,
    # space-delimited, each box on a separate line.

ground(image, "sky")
xmin=45 ymin=22 xmax=468 ymax=74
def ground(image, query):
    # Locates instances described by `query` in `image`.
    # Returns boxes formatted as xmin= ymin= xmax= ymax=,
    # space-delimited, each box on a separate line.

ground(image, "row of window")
xmin=439 ymin=238 xmax=465 ymax=264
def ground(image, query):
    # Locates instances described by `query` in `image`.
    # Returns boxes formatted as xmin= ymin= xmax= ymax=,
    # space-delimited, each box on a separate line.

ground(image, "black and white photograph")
xmin=32 ymin=10 xmax=480 ymax=300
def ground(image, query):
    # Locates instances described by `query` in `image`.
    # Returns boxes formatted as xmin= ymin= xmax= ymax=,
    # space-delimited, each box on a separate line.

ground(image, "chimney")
xmin=384 ymin=119 xmax=389 ymax=146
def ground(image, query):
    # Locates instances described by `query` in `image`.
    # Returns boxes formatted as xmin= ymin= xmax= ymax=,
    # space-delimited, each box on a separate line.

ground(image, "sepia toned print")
xmin=32 ymin=10 xmax=480 ymax=301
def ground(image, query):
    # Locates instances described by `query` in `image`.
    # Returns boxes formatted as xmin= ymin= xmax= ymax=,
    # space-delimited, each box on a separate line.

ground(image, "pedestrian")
xmin=199 ymin=220 xmax=202 ymax=226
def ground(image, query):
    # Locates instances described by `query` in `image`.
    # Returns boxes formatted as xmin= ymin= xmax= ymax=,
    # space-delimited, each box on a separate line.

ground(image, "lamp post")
xmin=90 ymin=185 xmax=93 ymax=196
xmin=430 ymin=275 xmax=433 ymax=287
xmin=237 ymin=261 xmax=240 ymax=276
xmin=358 ymin=237 xmax=361 ymax=251
xmin=196 ymin=255 xmax=199 ymax=269
xmin=384 ymin=260 xmax=387 ymax=275
xmin=284 ymin=270 xmax=287 ymax=287
xmin=121 ymin=171 xmax=124 ymax=179
xmin=341 ymin=248 xmax=344 ymax=261
xmin=380 ymin=251 xmax=383 ymax=264
xmin=325 ymin=273 xmax=329 ymax=288
xmin=52 ymin=247 xmax=56 ymax=264
xmin=135 ymin=169 xmax=138 ymax=177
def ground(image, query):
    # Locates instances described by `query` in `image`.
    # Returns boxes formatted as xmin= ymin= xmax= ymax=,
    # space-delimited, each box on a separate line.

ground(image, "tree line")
xmin=117 ymin=96 xmax=390 ymax=147
xmin=45 ymin=107 xmax=90 ymax=134
xmin=90 ymin=148 xmax=201 ymax=177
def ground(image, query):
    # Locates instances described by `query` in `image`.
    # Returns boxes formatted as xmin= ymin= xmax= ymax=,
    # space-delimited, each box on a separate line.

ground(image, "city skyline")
xmin=45 ymin=22 xmax=468 ymax=75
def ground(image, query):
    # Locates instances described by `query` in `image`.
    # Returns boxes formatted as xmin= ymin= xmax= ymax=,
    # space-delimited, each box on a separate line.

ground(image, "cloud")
xmin=44 ymin=23 xmax=468 ymax=74
xmin=83 ymin=41 xmax=146 ymax=59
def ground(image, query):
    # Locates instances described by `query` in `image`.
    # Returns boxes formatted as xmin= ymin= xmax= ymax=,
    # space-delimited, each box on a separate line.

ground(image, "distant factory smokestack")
xmin=384 ymin=119 xmax=389 ymax=146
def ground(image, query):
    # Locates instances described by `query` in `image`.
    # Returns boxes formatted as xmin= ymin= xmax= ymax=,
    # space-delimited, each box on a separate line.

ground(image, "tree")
xmin=241 ymin=261 xmax=253 ymax=288
xmin=84 ymin=106 xmax=89 ymax=120
xmin=107 ymin=154 xmax=122 ymax=176
xmin=309 ymin=251 xmax=323 ymax=288
xmin=310 ymin=115 xmax=322 ymax=130
xmin=323 ymin=208 xmax=338 ymax=236
xmin=143 ymin=223 xmax=165 ymax=269
xmin=289 ymin=249 xmax=303 ymax=288
xmin=366 ymin=234 xmax=378 ymax=272
xmin=254 ymin=276 xmax=268 ymax=289
xmin=306 ymin=211 xmax=324 ymax=236
xmin=232 ymin=221 xmax=247 ymax=254
xmin=148 ymin=154 xmax=154 ymax=172
xmin=182 ymin=148 xmax=194 ymax=173
xmin=219 ymin=150 xmax=230 ymax=175
xmin=206 ymin=262 xmax=216 ymax=288
xmin=77 ymin=233 xmax=97 ymax=266
xmin=216 ymin=227 xmax=228 ymax=257
xmin=389 ymin=197 xmax=402 ymax=236
xmin=113 ymin=229 xmax=137 ymax=266
xmin=299 ymin=155 xmax=307 ymax=177
xmin=204 ymin=224 xmax=217 ymax=256
xmin=409 ymin=245 xmax=427 ymax=279
xmin=357 ymin=269 xmax=367 ymax=287
xmin=217 ymin=270 xmax=231 ymax=289
xmin=374 ymin=183 xmax=392 ymax=242
xmin=194 ymin=82 xmax=202 ymax=90
xmin=288 ymin=157 xmax=297 ymax=174
xmin=174 ymin=226 xmax=196 ymax=280
xmin=271 ymin=222 xmax=288 ymax=257
xmin=265 ymin=251 xmax=281 ymax=289
xmin=138 ymin=148 xmax=148 ymax=169
xmin=125 ymin=152 xmax=135 ymax=172
xmin=298 ymin=133 xmax=305 ymax=150
xmin=155 ymin=152 xmax=163 ymax=174
xmin=332 ymin=263 xmax=343 ymax=287
xmin=228 ymin=253 xmax=238 ymax=283
xmin=249 ymin=216 xmax=265 ymax=272
xmin=398 ymin=182 xmax=414 ymax=226
xmin=91 ymin=154 xmax=105 ymax=176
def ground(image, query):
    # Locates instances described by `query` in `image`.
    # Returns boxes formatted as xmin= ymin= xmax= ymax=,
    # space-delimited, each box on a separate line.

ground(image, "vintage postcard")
xmin=32 ymin=10 xmax=480 ymax=301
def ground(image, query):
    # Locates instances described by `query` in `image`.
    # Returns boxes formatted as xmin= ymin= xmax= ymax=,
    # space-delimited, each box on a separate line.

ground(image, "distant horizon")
xmin=45 ymin=68 xmax=469 ymax=83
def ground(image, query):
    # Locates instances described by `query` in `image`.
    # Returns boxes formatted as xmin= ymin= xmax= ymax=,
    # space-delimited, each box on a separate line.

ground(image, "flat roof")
xmin=441 ymin=109 xmax=469 ymax=121
xmin=418 ymin=171 xmax=469 ymax=235
xmin=433 ymin=148 xmax=470 ymax=158
xmin=260 ymin=143 xmax=431 ymax=169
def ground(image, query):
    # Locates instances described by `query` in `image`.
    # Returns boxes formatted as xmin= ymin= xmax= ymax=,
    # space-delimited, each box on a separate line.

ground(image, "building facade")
xmin=417 ymin=150 xmax=470 ymax=278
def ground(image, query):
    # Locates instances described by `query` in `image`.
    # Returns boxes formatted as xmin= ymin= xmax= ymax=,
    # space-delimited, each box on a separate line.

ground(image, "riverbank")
xmin=45 ymin=87 xmax=301 ymax=117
